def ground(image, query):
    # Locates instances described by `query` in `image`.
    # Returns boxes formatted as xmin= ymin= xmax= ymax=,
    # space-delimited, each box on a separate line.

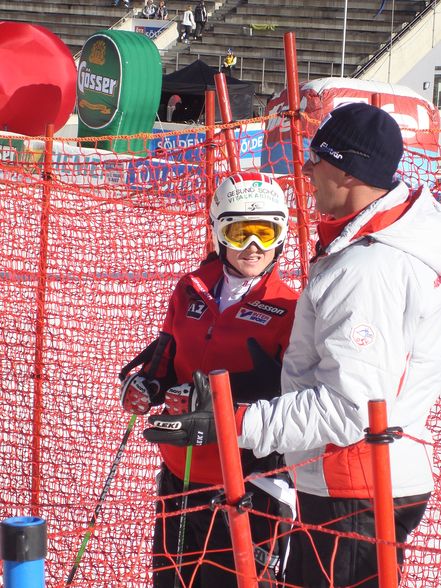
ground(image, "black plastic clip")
xmin=209 ymin=491 xmax=253 ymax=514
xmin=284 ymin=108 xmax=301 ymax=121
xmin=364 ymin=426 xmax=403 ymax=444
xmin=209 ymin=491 xmax=225 ymax=511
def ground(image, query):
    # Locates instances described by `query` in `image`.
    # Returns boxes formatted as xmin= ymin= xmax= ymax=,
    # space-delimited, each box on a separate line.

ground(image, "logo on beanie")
xmin=319 ymin=142 xmax=343 ymax=160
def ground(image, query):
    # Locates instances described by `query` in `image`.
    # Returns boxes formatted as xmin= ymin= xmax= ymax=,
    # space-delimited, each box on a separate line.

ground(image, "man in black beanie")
xmin=145 ymin=102 xmax=441 ymax=586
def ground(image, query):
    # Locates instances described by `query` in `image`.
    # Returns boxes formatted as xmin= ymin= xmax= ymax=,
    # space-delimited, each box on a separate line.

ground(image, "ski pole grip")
xmin=0 ymin=516 xmax=47 ymax=588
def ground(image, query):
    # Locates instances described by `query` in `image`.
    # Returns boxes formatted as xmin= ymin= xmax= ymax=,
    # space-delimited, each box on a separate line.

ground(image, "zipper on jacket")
xmin=206 ymin=325 xmax=213 ymax=340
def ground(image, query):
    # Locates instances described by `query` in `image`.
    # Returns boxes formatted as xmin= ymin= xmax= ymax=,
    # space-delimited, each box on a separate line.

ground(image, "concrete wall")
xmin=399 ymin=41 xmax=440 ymax=103
xmin=359 ymin=2 xmax=441 ymax=103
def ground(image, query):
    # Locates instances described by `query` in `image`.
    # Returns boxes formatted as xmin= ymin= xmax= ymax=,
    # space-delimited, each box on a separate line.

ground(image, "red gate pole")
xmin=205 ymin=89 xmax=216 ymax=210
xmin=205 ymin=89 xmax=216 ymax=254
xmin=371 ymin=93 xmax=382 ymax=108
xmin=367 ymin=400 xmax=399 ymax=588
xmin=31 ymin=123 xmax=54 ymax=516
xmin=283 ymin=31 xmax=310 ymax=288
xmin=214 ymin=72 xmax=241 ymax=172
xmin=209 ymin=369 xmax=258 ymax=588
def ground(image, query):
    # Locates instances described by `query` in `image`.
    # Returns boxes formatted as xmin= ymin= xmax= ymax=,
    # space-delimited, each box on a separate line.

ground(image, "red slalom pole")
xmin=31 ymin=122 xmax=54 ymax=516
xmin=284 ymin=31 xmax=310 ymax=288
xmin=372 ymin=93 xmax=382 ymax=108
xmin=205 ymin=89 xmax=216 ymax=212
xmin=209 ymin=369 xmax=258 ymax=588
xmin=204 ymin=89 xmax=216 ymax=255
xmin=214 ymin=72 xmax=241 ymax=172
xmin=367 ymin=400 xmax=399 ymax=588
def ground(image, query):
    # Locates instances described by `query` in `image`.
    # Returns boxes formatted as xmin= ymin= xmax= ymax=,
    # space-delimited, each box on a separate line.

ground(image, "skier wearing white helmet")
xmin=124 ymin=171 xmax=298 ymax=586
xmin=210 ymin=171 xmax=289 ymax=275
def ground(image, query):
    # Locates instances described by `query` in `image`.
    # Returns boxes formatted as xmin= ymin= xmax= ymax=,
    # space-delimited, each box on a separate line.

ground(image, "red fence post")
xmin=371 ymin=93 xmax=382 ymax=108
xmin=367 ymin=399 xmax=399 ymax=588
xmin=31 ymin=123 xmax=54 ymax=516
xmin=205 ymin=89 xmax=216 ymax=210
xmin=209 ymin=369 xmax=258 ymax=588
xmin=205 ymin=89 xmax=216 ymax=255
xmin=283 ymin=31 xmax=310 ymax=289
xmin=214 ymin=72 xmax=241 ymax=172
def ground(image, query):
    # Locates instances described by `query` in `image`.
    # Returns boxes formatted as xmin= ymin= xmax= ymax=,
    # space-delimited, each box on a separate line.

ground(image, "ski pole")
xmin=65 ymin=332 xmax=171 ymax=585
xmin=65 ymin=412 xmax=137 ymax=585
xmin=173 ymin=445 xmax=193 ymax=588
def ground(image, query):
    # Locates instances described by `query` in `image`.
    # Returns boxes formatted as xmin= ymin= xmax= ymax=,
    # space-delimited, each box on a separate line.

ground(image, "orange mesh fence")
xmin=0 ymin=113 xmax=439 ymax=587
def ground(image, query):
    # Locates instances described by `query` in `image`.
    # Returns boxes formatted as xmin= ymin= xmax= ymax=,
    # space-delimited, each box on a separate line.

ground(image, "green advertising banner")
xmin=77 ymin=30 xmax=162 ymax=153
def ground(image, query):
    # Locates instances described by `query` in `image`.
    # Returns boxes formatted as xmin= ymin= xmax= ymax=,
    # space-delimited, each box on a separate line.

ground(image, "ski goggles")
xmin=222 ymin=220 xmax=282 ymax=250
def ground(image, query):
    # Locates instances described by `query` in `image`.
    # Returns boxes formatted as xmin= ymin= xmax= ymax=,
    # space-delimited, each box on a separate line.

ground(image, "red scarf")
xmin=317 ymin=195 xmax=416 ymax=249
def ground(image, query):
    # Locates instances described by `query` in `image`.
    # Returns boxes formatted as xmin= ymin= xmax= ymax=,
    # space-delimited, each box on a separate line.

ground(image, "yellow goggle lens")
xmin=223 ymin=220 xmax=280 ymax=249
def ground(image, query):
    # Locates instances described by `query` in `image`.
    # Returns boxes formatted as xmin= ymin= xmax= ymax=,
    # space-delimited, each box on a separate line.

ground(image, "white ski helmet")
xmin=210 ymin=172 xmax=289 ymax=259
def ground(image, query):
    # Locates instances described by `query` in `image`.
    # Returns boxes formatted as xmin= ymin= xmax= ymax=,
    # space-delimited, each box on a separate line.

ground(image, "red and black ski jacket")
xmin=148 ymin=257 xmax=298 ymax=484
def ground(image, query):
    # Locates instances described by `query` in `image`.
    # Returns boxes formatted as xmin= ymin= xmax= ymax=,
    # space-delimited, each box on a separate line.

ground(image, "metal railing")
xmin=73 ymin=8 xmax=179 ymax=62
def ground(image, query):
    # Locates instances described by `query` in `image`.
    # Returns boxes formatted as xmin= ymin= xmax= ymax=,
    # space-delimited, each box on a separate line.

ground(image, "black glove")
xmin=143 ymin=370 xmax=217 ymax=446
xmin=229 ymin=338 xmax=282 ymax=402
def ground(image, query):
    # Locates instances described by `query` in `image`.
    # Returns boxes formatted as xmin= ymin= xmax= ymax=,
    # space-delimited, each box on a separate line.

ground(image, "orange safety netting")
xmin=0 ymin=113 xmax=440 ymax=587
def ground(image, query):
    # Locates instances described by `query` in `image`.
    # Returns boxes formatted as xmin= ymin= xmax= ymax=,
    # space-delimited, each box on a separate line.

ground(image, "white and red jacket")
xmin=154 ymin=257 xmax=298 ymax=484
xmin=239 ymin=182 xmax=441 ymax=498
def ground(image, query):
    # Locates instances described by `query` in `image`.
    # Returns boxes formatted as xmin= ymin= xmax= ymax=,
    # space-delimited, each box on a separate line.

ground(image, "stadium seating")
xmin=163 ymin=0 xmax=428 ymax=101
xmin=0 ymin=0 xmax=429 ymax=102
xmin=0 ymin=0 xmax=137 ymax=56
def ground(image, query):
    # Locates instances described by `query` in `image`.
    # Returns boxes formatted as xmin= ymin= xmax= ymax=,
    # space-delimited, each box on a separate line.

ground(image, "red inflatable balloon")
xmin=0 ymin=22 xmax=77 ymax=135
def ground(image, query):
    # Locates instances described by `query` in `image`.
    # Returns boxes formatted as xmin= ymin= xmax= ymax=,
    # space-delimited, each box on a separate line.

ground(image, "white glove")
xmin=120 ymin=373 xmax=161 ymax=415
xmin=164 ymin=382 xmax=198 ymax=415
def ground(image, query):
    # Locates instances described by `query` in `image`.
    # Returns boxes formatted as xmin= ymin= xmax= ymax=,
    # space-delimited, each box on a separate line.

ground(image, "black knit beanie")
xmin=310 ymin=103 xmax=404 ymax=189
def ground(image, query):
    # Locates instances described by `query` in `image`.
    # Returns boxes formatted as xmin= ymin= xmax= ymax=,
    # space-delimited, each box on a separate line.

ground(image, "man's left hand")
xmin=143 ymin=370 xmax=217 ymax=446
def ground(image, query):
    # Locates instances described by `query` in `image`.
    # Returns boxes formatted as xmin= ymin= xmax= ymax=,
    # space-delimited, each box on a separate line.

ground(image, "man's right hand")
xmin=144 ymin=370 xmax=216 ymax=446
xmin=119 ymin=373 xmax=161 ymax=415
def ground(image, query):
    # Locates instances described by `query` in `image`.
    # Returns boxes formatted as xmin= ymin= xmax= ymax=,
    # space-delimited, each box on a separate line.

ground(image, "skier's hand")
xmin=119 ymin=373 xmax=162 ymax=415
xmin=164 ymin=382 xmax=198 ymax=415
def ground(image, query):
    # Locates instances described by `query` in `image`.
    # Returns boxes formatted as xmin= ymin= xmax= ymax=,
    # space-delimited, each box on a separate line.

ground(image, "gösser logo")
xmin=77 ymin=36 xmax=121 ymax=129
xmin=78 ymin=61 xmax=118 ymax=96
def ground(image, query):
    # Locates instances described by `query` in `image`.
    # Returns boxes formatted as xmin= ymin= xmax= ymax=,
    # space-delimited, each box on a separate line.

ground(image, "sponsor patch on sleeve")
xmin=236 ymin=307 xmax=271 ymax=325
xmin=350 ymin=324 xmax=376 ymax=348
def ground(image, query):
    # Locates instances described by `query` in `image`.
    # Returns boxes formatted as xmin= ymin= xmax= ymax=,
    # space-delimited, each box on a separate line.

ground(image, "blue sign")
xmin=133 ymin=20 xmax=169 ymax=40
xmin=126 ymin=157 xmax=204 ymax=200
xmin=151 ymin=126 xmax=264 ymax=165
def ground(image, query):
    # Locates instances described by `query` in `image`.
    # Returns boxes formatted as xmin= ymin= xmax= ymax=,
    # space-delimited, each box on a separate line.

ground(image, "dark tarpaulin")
xmin=160 ymin=59 xmax=255 ymax=123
